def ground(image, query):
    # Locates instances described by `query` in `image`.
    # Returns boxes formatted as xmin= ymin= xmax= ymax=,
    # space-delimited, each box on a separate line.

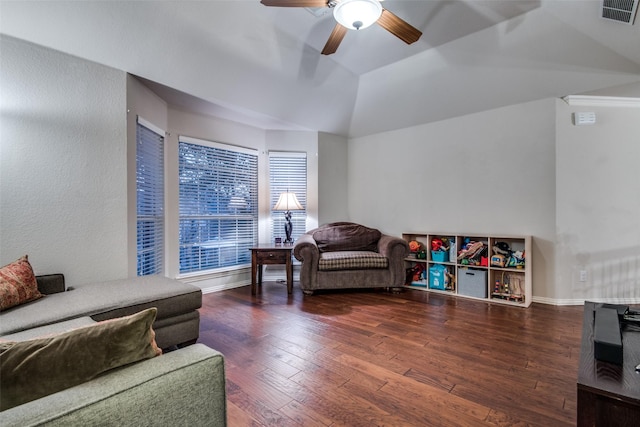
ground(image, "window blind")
xmin=136 ymin=117 xmax=164 ymax=276
xmin=178 ymin=136 xmax=258 ymax=274
xmin=269 ymin=152 xmax=307 ymax=242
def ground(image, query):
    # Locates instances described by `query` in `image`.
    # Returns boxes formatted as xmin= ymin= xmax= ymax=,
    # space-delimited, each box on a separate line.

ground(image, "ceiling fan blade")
xmin=321 ymin=23 xmax=348 ymax=55
xmin=376 ymin=8 xmax=422 ymax=45
xmin=260 ymin=0 xmax=328 ymax=7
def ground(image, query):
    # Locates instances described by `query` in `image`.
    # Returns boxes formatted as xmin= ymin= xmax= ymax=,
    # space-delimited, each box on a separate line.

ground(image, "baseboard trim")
xmin=532 ymin=296 xmax=584 ymax=306
xmin=532 ymin=296 xmax=640 ymax=306
xmin=195 ymin=282 xmax=640 ymax=306
xmin=201 ymin=281 xmax=249 ymax=294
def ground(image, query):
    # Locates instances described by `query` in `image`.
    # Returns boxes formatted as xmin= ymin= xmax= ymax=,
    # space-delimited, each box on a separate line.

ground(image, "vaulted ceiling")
xmin=1 ymin=0 xmax=639 ymax=138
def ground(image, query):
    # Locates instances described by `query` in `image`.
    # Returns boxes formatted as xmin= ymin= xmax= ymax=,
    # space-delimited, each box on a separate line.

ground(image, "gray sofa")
xmin=293 ymin=222 xmax=409 ymax=294
xmin=0 ymin=274 xmax=201 ymax=349
xmin=0 ymin=275 xmax=227 ymax=426
xmin=1 ymin=344 xmax=226 ymax=426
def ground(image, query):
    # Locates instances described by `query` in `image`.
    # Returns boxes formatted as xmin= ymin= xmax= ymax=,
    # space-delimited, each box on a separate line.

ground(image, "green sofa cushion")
xmin=0 ymin=344 xmax=226 ymax=427
xmin=0 ymin=308 xmax=162 ymax=411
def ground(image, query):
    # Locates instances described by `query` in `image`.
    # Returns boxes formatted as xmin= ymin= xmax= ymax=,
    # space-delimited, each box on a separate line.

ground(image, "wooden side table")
xmin=250 ymin=244 xmax=293 ymax=295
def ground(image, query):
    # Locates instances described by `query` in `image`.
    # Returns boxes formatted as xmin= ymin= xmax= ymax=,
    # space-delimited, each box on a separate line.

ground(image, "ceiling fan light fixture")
xmin=333 ymin=0 xmax=382 ymax=30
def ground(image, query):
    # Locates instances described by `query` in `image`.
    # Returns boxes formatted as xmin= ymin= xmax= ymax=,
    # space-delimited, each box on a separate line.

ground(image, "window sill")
xmin=177 ymin=264 xmax=251 ymax=282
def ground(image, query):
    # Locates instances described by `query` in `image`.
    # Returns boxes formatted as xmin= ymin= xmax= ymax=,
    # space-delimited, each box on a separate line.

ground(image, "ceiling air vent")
xmin=601 ymin=0 xmax=638 ymax=24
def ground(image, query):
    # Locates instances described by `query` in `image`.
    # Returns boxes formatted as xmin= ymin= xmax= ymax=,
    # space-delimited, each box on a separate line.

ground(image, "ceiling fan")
xmin=260 ymin=0 xmax=422 ymax=55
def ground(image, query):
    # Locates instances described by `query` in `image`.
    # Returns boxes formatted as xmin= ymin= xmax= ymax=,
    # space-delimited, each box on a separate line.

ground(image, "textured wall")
xmin=555 ymin=97 xmax=640 ymax=303
xmin=348 ymin=99 xmax=557 ymax=301
xmin=0 ymin=36 xmax=128 ymax=285
xmin=318 ymin=132 xmax=348 ymax=225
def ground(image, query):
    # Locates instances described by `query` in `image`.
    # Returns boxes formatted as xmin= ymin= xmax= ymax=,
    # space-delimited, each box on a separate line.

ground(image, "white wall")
xmin=555 ymin=97 xmax=640 ymax=304
xmin=318 ymin=132 xmax=349 ymax=225
xmin=0 ymin=35 xmax=128 ymax=286
xmin=348 ymin=99 xmax=557 ymax=300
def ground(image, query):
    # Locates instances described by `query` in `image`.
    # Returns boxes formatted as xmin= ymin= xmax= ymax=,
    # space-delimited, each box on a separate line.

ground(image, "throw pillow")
xmin=312 ymin=222 xmax=382 ymax=252
xmin=0 ymin=307 xmax=162 ymax=411
xmin=0 ymin=255 xmax=43 ymax=311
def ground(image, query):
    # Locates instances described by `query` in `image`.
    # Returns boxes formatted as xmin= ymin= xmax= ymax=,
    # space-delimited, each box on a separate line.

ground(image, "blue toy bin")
xmin=429 ymin=264 xmax=447 ymax=290
xmin=431 ymin=250 xmax=449 ymax=263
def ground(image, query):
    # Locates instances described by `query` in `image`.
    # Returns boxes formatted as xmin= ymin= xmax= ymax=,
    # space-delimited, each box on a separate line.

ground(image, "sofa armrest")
xmin=0 ymin=344 xmax=226 ymax=427
xmin=293 ymin=234 xmax=320 ymax=290
xmin=293 ymin=234 xmax=319 ymax=262
xmin=378 ymin=235 xmax=410 ymax=287
xmin=36 ymin=274 xmax=65 ymax=294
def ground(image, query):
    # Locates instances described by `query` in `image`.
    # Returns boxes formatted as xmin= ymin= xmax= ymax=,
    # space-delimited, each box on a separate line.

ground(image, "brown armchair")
xmin=293 ymin=222 xmax=409 ymax=295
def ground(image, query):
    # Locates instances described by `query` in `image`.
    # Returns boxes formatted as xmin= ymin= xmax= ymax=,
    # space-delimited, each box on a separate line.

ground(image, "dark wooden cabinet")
xmin=577 ymin=301 xmax=640 ymax=426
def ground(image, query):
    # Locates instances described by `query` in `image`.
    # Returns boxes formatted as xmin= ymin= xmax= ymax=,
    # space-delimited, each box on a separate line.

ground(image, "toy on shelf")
xmin=431 ymin=237 xmax=452 ymax=252
xmin=491 ymin=254 xmax=505 ymax=267
xmin=446 ymin=269 xmax=456 ymax=291
xmin=492 ymin=272 xmax=524 ymax=302
xmin=407 ymin=263 xmax=427 ymax=285
xmin=492 ymin=241 xmax=525 ymax=269
xmin=409 ymin=240 xmax=427 ymax=259
xmin=430 ymin=237 xmax=454 ymax=262
xmin=457 ymin=238 xmax=488 ymax=266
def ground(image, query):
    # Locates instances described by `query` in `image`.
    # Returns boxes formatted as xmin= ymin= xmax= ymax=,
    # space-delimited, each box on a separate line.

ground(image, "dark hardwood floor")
xmin=198 ymin=282 xmax=584 ymax=426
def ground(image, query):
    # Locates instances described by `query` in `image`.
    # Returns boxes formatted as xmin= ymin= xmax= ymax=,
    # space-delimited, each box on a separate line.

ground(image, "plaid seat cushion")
xmin=318 ymin=251 xmax=389 ymax=271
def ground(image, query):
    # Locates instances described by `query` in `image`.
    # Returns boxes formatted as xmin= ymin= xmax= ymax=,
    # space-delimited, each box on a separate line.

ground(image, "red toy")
xmin=412 ymin=263 xmax=426 ymax=282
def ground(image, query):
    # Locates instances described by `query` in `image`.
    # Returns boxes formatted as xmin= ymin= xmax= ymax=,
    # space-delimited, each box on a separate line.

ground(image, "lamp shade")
xmin=273 ymin=192 xmax=303 ymax=211
xmin=333 ymin=0 xmax=382 ymax=30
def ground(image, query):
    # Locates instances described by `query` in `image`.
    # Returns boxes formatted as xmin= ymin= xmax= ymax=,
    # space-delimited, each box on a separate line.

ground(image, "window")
xmin=136 ymin=118 xmax=164 ymax=276
xmin=269 ymin=152 xmax=307 ymax=242
xmin=178 ymin=137 xmax=258 ymax=274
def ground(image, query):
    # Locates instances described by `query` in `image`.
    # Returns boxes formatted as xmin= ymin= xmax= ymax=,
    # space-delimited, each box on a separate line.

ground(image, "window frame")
xmin=177 ymin=136 xmax=259 ymax=275
xmin=135 ymin=117 xmax=165 ymax=276
xmin=269 ymin=151 xmax=307 ymax=244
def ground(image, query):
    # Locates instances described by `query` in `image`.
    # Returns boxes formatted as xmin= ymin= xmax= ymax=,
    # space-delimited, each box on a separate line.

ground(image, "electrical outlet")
xmin=579 ymin=270 xmax=588 ymax=282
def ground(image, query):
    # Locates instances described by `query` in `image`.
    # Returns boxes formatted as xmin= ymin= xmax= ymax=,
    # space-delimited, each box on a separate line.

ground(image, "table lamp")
xmin=273 ymin=191 xmax=303 ymax=244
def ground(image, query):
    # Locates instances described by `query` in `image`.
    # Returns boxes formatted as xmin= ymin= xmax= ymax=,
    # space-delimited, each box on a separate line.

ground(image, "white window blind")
xmin=136 ymin=117 xmax=164 ymax=276
xmin=269 ymin=152 xmax=307 ymax=242
xmin=178 ymin=137 xmax=258 ymax=274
